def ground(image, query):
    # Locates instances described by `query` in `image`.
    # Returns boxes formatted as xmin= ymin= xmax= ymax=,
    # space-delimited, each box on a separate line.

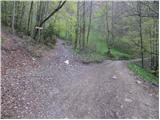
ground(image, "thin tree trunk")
xmin=86 ymin=1 xmax=92 ymax=46
xmin=15 ymin=1 xmax=19 ymax=29
xmin=79 ymin=2 xmax=82 ymax=49
xmin=12 ymin=1 xmax=16 ymax=34
xmin=138 ymin=2 xmax=144 ymax=68
xmin=42 ymin=1 xmax=49 ymax=36
xmin=152 ymin=22 xmax=155 ymax=70
xmin=19 ymin=2 xmax=25 ymax=32
xmin=105 ymin=2 xmax=110 ymax=50
xmin=82 ymin=1 xmax=85 ymax=49
xmin=74 ymin=1 xmax=80 ymax=49
xmin=111 ymin=1 xmax=114 ymax=46
xmin=74 ymin=25 xmax=78 ymax=49
xmin=4 ymin=1 xmax=7 ymax=25
xmin=155 ymin=19 xmax=158 ymax=75
xmin=149 ymin=30 xmax=153 ymax=70
xmin=27 ymin=1 xmax=33 ymax=35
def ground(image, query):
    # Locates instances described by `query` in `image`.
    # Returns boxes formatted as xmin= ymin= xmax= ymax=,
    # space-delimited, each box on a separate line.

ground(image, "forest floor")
xmin=1 ymin=30 xmax=159 ymax=119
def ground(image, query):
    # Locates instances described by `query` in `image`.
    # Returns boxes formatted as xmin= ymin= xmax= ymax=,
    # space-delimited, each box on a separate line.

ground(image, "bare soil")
xmin=1 ymin=31 xmax=159 ymax=119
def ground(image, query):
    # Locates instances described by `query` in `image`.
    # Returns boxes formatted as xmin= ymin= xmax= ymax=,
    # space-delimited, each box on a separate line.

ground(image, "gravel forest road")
xmin=1 ymin=32 xmax=159 ymax=119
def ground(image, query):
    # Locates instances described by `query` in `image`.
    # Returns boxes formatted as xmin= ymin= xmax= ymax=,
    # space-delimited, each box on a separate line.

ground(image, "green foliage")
xmin=87 ymin=31 xmax=131 ymax=60
xmin=58 ymin=31 xmax=67 ymax=40
xmin=44 ymin=24 xmax=57 ymax=37
xmin=54 ymin=1 xmax=77 ymax=43
xmin=43 ymin=23 xmax=57 ymax=47
xmin=74 ymin=30 xmax=131 ymax=63
xmin=112 ymin=49 xmax=131 ymax=60
xmin=88 ymin=31 xmax=107 ymax=55
xmin=75 ymin=49 xmax=105 ymax=64
xmin=128 ymin=63 xmax=159 ymax=85
xmin=112 ymin=39 xmax=131 ymax=53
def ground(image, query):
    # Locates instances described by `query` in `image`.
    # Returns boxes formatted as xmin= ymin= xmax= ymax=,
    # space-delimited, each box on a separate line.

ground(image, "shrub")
xmin=128 ymin=63 xmax=159 ymax=85
xmin=43 ymin=23 xmax=58 ymax=46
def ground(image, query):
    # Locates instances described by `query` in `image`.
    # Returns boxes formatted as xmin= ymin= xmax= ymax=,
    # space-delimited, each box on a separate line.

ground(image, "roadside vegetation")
xmin=128 ymin=63 xmax=159 ymax=85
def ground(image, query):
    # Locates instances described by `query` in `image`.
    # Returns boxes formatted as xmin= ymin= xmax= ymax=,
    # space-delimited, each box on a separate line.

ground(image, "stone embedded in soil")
xmin=124 ymin=98 xmax=133 ymax=102
xmin=64 ymin=60 xmax=69 ymax=65
xmin=112 ymin=75 xmax=117 ymax=80
xmin=136 ymin=80 xmax=142 ymax=84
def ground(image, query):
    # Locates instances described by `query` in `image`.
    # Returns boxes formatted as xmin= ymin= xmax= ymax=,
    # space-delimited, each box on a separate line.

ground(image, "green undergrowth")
xmin=79 ymin=53 xmax=105 ymax=64
xmin=90 ymin=32 xmax=130 ymax=59
xmin=75 ymin=49 xmax=105 ymax=64
xmin=59 ymin=30 xmax=131 ymax=63
xmin=111 ymin=49 xmax=131 ymax=60
xmin=1 ymin=37 xmax=6 ymax=44
xmin=128 ymin=63 xmax=159 ymax=85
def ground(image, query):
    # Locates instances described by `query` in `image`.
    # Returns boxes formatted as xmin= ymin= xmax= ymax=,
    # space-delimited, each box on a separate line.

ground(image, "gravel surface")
xmin=1 ymin=33 xmax=159 ymax=119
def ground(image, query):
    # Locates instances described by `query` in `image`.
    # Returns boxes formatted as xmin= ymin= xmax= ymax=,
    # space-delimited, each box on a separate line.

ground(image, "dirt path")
xmin=1 ymin=33 xmax=159 ymax=118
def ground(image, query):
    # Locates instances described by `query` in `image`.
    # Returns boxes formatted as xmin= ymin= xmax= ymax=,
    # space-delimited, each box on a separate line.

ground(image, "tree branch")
xmin=39 ymin=1 xmax=66 ymax=27
xmin=141 ymin=2 xmax=158 ymax=15
xmin=33 ymin=1 xmax=66 ymax=39
xmin=130 ymin=39 xmax=159 ymax=56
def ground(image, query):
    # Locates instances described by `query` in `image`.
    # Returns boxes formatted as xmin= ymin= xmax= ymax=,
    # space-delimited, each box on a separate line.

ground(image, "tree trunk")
xmin=74 ymin=1 xmax=80 ymax=49
xmin=154 ymin=19 xmax=158 ymax=75
xmin=105 ymin=2 xmax=110 ymax=51
xmin=82 ymin=1 xmax=85 ymax=49
xmin=149 ymin=30 xmax=153 ymax=70
xmin=111 ymin=1 xmax=114 ymax=46
xmin=3 ymin=1 xmax=7 ymax=25
xmin=27 ymin=1 xmax=33 ymax=35
xmin=137 ymin=2 xmax=144 ymax=68
xmin=12 ymin=1 xmax=16 ymax=34
xmin=79 ymin=2 xmax=82 ymax=49
xmin=86 ymin=1 xmax=92 ymax=46
xmin=19 ymin=2 xmax=26 ymax=32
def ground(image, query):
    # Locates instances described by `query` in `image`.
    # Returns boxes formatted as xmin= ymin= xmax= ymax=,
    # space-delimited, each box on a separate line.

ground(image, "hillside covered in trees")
xmin=1 ymin=1 xmax=159 ymax=119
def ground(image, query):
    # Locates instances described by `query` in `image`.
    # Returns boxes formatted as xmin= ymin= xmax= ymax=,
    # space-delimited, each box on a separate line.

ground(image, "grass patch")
xmin=79 ymin=52 xmax=105 ymax=64
xmin=58 ymin=31 xmax=67 ymax=40
xmin=88 ymin=31 xmax=107 ymax=55
xmin=128 ymin=63 xmax=159 ymax=85
xmin=112 ymin=49 xmax=131 ymax=60
xmin=61 ymin=30 xmax=131 ymax=62
xmin=75 ymin=49 xmax=105 ymax=64
xmin=88 ymin=31 xmax=131 ymax=60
